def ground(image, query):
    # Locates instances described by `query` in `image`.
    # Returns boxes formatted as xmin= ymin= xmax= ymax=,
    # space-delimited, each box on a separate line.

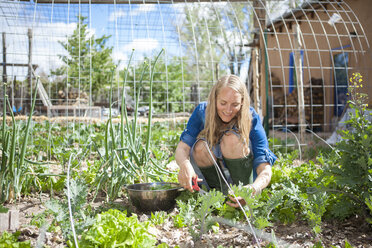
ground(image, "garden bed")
xmin=4 ymin=190 xmax=371 ymax=248
xmin=1 ymin=74 xmax=371 ymax=247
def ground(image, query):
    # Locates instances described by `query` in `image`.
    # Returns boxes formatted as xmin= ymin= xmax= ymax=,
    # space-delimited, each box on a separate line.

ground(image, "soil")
xmin=3 ymin=193 xmax=372 ymax=248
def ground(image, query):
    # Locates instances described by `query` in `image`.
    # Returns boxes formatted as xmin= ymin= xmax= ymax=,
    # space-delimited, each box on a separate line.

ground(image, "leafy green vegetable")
xmin=304 ymin=192 xmax=328 ymax=236
xmin=217 ymin=203 xmax=241 ymax=221
xmin=194 ymin=189 xmax=225 ymax=239
xmin=0 ymin=205 xmax=8 ymax=213
xmin=365 ymin=196 xmax=372 ymax=224
xmin=150 ymin=184 xmax=176 ymax=191
xmin=0 ymin=231 xmax=31 ymax=248
xmin=173 ymin=195 xmax=198 ymax=228
xmin=80 ymin=209 xmax=157 ymax=248
xmin=150 ymin=211 xmax=167 ymax=225
xmin=45 ymin=179 xmax=94 ymax=243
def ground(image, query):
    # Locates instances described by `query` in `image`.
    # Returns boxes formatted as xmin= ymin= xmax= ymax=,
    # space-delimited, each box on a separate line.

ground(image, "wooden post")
xmin=292 ymin=1 xmax=306 ymax=143
xmin=252 ymin=47 xmax=260 ymax=111
xmin=2 ymin=33 xmax=6 ymax=114
xmin=2 ymin=32 xmax=6 ymax=84
xmin=11 ymin=77 xmax=14 ymax=111
xmin=215 ymin=62 xmax=219 ymax=81
xmin=254 ymin=0 xmax=267 ymax=118
xmin=28 ymin=28 xmax=33 ymax=113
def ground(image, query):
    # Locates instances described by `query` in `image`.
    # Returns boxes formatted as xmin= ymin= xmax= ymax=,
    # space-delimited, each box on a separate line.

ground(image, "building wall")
xmin=264 ymin=0 xmax=371 ymax=131
xmin=346 ymin=0 xmax=372 ymax=104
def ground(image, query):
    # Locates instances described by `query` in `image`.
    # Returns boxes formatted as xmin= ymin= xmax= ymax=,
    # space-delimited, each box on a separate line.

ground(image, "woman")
xmin=175 ymin=75 xmax=276 ymax=207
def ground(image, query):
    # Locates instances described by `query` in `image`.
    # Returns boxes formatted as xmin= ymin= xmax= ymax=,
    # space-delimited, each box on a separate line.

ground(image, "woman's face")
xmin=216 ymin=86 xmax=242 ymax=123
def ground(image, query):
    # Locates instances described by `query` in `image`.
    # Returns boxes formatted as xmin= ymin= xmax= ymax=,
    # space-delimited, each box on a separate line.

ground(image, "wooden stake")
xmin=294 ymin=20 xmax=306 ymax=143
xmin=252 ymin=47 xmax=260 ymax=111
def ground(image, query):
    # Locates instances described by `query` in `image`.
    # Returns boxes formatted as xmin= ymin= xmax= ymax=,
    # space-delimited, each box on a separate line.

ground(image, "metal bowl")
xmin=126 ymin=182 xmax=182 ymax=212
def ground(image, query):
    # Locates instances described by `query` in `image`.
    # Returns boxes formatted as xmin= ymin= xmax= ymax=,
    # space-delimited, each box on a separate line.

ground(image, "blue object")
xmin=289 ymin=50 xmax=304 ymax=94
xmin=12 ymin=106 xmax=22 ymax=113
xmin=180 ymin=102 xmax=277 ymax=181
xmin=333 ymin=52 xmax=349 ymax=117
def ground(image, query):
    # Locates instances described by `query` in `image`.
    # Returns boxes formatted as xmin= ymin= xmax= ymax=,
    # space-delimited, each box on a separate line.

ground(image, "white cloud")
xmin=109 ymin=4 xmax=156 ymax=22
xmin=122 ymin=38 xmax=159 ymax=52
xmin=112 ymin=51 xmax=128 ymax=70
xmin=3 ymin=20 xmax=99 ymax=79
xmin=109 ymin=9 xmax=127 ymax=22
xmin=135 ymin=4 xmax=156 ymax=15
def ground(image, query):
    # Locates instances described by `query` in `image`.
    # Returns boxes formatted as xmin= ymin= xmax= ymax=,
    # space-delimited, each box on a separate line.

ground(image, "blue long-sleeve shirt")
xmin=180 ymin=102 xmax=277 ymax=180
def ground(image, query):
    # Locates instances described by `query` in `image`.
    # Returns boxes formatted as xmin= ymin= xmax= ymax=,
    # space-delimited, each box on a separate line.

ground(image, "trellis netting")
xmin=0 ymin=0 xmax=370 ymax=150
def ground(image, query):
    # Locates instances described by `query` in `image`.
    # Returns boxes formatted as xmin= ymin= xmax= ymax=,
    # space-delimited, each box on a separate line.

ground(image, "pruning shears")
xmin=192 ymin=176 xmax=206 ymax=195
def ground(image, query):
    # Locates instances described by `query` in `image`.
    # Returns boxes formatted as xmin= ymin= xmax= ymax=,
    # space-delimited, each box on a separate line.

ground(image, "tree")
xmin=51 ymin=16 xmax=115 ymax=98
xmin=177 ymin=1 xmax=305 ymax=79
xmin=172 ymin=2 xmax=254 ymax=106
xmin=120 ymin=56 xmax=193 ymax=113
xmin=177 ymin=3 xmax=253 ymax=79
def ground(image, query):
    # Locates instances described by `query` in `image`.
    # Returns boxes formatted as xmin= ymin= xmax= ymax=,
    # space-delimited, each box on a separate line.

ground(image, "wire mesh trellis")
xmin=0 ymin=0 xmax=371 ymax=151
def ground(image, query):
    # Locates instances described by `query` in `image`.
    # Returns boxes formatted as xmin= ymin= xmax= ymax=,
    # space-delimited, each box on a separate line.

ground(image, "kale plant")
xmin=45 ymin=178 xmax=94 ymax=244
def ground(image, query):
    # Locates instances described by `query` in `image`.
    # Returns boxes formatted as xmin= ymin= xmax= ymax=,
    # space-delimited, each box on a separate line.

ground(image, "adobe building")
xmin=250 ymin=0 xmax=371 ymax=132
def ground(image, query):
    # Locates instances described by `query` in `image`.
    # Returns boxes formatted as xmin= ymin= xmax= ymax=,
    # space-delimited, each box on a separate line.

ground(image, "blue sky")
xmin=1 ymin=1 xmax=185 ymax=77
xmin=0 ymin=1 xmax=294 ymax=80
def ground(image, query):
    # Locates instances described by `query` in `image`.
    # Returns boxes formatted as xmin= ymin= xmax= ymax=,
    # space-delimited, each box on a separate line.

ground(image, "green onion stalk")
xmin=0 ymin=77 xmax=39 ymax=202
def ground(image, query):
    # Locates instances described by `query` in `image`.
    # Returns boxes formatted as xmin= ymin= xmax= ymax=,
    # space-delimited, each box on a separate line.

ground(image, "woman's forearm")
xmin=175 ymin=141 xmax=192 ymax=169
xmin=251 ymin=163 xmax=272 ymax=194
xmin=176 ymin=141 xmax=198 ymax=191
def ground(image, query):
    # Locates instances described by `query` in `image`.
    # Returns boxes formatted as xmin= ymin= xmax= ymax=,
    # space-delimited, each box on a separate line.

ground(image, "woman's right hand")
xmin=178 ymin=161 xmax=197 ymax=192
xmin=175 ymin=141 xmax=202 ymax=192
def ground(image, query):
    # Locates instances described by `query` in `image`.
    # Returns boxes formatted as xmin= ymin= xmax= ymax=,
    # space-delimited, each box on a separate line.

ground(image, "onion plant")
xmin=94 ymin=49 xmax=176 ymax=201
xmin=0 ymin=77 xmax=39 ymax=202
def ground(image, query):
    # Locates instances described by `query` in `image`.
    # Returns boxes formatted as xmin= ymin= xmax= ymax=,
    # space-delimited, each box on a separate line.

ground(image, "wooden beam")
xmin=21 ymin=0 xmax=256 ymax=3
xmin=0 ymin=63 xmax=38 ymax=69
xmin=267 ymin=2 xmax=330 ymax=31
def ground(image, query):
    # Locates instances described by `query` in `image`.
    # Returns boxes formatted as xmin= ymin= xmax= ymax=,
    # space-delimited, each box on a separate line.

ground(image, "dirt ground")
xmin=3 ymin=193 xmax=372 ymax=248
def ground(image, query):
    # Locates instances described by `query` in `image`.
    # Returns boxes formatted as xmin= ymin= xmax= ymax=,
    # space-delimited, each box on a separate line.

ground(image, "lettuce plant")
xmin=0 ymin=231 xmax=31 ymax=248
xmin=79 ymin=209 xmax=156 ymax=248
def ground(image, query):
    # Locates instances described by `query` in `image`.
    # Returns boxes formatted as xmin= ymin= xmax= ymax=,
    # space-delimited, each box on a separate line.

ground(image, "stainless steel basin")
xmin=126 ymin=182 xmax=182 ymax=213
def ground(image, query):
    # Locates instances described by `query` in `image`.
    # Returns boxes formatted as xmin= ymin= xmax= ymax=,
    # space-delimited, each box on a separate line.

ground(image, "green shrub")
xmin=324 ymin=73 xmax=372 ymax=221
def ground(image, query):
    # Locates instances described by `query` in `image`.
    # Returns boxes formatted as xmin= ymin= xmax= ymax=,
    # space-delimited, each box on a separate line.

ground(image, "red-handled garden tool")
xmin=192 ymin=176 xmax=206 ymax=195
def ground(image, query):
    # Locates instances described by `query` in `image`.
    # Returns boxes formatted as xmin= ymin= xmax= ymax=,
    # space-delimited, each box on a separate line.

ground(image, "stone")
xmin=9 ymin=210 xmax=19 ymax=230
xmin=0 ymin=212 xmax=9 ymax=232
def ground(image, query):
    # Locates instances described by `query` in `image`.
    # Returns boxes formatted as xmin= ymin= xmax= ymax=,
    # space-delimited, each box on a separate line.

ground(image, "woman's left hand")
xmin=226 ymin=195 xmax=246 ymax=208
xmin=226 ymin=163 xmax=271 ymax=208
xmin=226 ymin=184 xmax=257 ymax=208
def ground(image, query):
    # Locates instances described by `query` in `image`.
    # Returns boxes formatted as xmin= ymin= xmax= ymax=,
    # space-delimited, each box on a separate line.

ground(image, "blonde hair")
xmin=203 ymin=74 xmax=252 ymax=148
